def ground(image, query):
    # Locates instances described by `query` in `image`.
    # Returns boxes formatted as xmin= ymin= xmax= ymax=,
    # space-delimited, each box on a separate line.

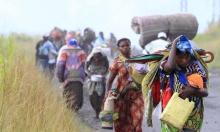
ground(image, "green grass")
xmin=0 ymin=36 xmax=92 ymax=132
xmin=194 ymin=22 xmax=220 ymax=68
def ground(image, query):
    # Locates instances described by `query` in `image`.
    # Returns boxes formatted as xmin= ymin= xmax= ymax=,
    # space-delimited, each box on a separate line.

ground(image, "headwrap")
xmin=176 ymin=35 xmax=194 ymax=56
xmin=86 ymin=47 xmax=107 ymax=62
xmin=68 ymin=39 xmax=78 ymax=46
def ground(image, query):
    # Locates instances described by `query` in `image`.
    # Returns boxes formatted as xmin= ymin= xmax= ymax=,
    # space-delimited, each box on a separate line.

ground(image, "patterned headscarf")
xmin=176 ymin=35 xmax=194 ymax=56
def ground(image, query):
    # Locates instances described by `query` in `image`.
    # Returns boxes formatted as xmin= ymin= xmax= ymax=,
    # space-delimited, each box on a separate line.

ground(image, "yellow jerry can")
xmin=160 ymin=92 xmax=195 ymax=130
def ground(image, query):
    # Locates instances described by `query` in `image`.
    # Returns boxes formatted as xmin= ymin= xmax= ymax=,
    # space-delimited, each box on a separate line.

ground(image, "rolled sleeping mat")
xmin=167 ymin=13 xmax=198 ymax=41
xmin=131 ymin=15 xmax=169 ymax=48
xmin=131 ymin=15 xmax=169 ymax=35
xmin=131 ymin=13 xmax=198 ymax=49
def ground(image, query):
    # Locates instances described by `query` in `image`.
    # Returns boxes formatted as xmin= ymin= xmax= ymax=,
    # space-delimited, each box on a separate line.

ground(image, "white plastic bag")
xmin=153 ymin=102 xmax=162 ymax=119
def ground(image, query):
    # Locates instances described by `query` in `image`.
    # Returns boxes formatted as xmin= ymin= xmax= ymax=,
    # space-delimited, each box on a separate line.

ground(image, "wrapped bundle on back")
xmin=131 ymin=13 xmax=198 ymax=48
xmin=131 ymin=15 xmax=169 ymax=48
xmin=83 ymin=28 xmax=96 ymax=43
xmin=131 ymin=15 xmax=169 ymax=34
xmin=167 ymin=13 xmax=198 ymax=41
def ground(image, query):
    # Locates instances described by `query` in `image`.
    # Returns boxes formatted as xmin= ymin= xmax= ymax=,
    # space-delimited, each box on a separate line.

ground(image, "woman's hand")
xmin=179 ymin=85 xmax=195 ymax=99
xmin=104 ymin=90 xmax=119 ymax=100
xmin=172 ymin=35 xmax=182 ymax=45
xmin=179 ymin=84 xmax=208 ymax=99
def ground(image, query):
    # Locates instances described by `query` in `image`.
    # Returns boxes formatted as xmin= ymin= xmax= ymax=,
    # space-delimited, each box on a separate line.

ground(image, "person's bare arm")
xmin=163 ymin=36 xmax=180 ymax=72
xmin=105 ymin=59 xmax=118 ymax=98
xmin=106 ymin=72 xmax=117 ymax=92
xmin=192 ymin=87 xmax=208 ymax=97
xmin=179 ymin=85 xmax=208 ymax=99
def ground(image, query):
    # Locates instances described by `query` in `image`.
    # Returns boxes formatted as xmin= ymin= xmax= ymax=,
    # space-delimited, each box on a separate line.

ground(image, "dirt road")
xmin=77 ymin=69 xmax=220 ymax=132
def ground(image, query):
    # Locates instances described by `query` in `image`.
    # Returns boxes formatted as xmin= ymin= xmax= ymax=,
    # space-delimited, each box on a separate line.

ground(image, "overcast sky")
xmin=0 ymin=0 xmax=219 ymax=44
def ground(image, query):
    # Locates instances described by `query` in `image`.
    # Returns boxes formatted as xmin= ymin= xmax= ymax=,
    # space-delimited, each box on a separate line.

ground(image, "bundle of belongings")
xmin=131 ymin=13 xmax=198 ymax=48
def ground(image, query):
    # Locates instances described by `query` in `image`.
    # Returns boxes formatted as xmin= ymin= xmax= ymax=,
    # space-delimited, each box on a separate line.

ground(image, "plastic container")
xmin=160 ymin=92 xmax=195 ymax=130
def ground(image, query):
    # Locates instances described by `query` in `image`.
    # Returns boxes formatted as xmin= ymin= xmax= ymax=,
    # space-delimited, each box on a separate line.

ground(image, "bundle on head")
xmin=131 ymin=13 xmax=198 ymax=49
xmin=83 ymin=28 xmax=96 ymax=43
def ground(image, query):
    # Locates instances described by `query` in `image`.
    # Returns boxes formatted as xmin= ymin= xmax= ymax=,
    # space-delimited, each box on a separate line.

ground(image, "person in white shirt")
xmin=144 ymin=32 xmax=169 ymax=54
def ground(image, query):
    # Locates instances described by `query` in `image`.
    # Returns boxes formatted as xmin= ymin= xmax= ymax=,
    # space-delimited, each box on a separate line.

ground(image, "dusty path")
xmin=76 ymin=69 xmax=220 ymax=132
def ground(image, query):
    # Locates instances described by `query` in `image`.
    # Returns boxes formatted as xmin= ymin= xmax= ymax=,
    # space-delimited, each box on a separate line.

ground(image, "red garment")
xmin=114 ymin=91 xmax=144 ymax=132
xmin=151 ymin=79 xmax=161 ymax=107
xmin=109 ymin=57 xmax=130 ymax=92
xmin=109 ymin=56 xmax=144 ymax=132
xmin=161 ymin=84 xmax=173 ymax=110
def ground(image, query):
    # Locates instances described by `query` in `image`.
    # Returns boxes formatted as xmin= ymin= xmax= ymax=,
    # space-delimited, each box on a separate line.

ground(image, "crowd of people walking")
xmin=35 ymin=25 xmax=212 ymax=132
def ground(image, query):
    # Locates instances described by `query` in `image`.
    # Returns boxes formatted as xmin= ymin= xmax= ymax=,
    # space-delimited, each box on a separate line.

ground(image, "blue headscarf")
xmin=176 ymin=35 xmax=194 ymax=56
xmin=68 ymin=39 xmax=78 ymax=46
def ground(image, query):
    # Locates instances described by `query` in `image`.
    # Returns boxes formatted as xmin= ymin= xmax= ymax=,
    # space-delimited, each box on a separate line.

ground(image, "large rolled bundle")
xmin=167 ymin=13 xmax=198 ymax=41
xmin=132 ymin=13 xmax=198 ymax=48
xmin=139 ymin=34 xmax=155 ymax=49
xmin=131 ymin=15 xmax=169 ymax=35
xmin=131 ymin=15 xmax=169 ymax=48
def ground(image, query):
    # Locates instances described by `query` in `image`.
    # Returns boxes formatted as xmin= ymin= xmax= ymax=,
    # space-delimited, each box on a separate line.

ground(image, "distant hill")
xmin=195 ymin=22 xmax=220 ymax=68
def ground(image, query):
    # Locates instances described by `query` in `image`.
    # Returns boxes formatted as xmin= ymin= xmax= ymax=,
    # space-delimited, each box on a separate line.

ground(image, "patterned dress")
xmin=109 ymin=54 xmax=144 ymax=132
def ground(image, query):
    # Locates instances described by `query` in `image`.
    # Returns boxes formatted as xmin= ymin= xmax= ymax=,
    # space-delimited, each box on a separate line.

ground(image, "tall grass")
xmin=0 ymin=36 xmax=91 ymax=132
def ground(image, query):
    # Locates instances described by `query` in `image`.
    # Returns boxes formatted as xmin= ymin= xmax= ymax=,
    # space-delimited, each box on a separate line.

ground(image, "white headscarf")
xmin=86 ymin=47 xmax=107 ymax=62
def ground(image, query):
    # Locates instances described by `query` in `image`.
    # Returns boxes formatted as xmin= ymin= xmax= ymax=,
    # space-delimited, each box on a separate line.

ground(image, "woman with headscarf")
xmin=160 ymin=35 xmax=208 ymax=132
xmin=85 ymin=48 xmax=109 ymax=118
xmin=56 ymin=32 xmax=87 ymax=111
xmin=106 ymin=38 xmax=144 ymax=132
